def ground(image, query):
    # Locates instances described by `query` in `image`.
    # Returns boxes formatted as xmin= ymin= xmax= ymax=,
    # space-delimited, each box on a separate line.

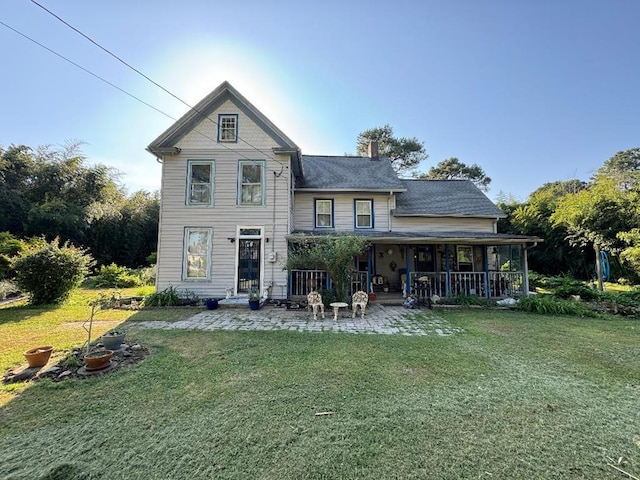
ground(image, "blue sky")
xmin=1 ymin=0 xmax=639 ymax=201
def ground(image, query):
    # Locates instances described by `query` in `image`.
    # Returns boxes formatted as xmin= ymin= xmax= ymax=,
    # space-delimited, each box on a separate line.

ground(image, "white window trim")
xmin=218 ymin=114 xmax=238 ymax=142
xmin=182 ymin=227 xmax=213 ymax=281
xmin=315 ymin=199 xmax=333 ymax=228
xmin=355 ymin=200 xmax=373 ymax=229
xmin=233 ymin=225 xmax=265 ymax=296
xmin=237 ymin=160 xmax=265 ymax=206
xmin=186 ymin=160 xmax=215 ymax=206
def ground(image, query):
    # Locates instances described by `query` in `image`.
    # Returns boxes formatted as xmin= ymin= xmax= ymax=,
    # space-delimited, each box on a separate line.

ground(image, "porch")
xmin=287 ymin=241 xmax=532 ymax=300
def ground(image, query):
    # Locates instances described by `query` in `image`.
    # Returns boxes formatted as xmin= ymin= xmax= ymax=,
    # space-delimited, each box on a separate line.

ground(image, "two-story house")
xmin=147 ymin=81 xmax=541 ymax=302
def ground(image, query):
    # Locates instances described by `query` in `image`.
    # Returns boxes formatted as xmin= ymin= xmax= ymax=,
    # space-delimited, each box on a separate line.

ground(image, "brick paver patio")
xmin=136 ymin=304 xmax=463 ymax=336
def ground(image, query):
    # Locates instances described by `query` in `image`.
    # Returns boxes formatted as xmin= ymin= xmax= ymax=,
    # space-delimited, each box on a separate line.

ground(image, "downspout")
xmin=270 ymin=170 xmax=277 ymax=294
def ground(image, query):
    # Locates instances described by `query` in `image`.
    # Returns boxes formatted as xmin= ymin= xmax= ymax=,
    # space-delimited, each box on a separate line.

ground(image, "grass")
xmin=1 ymin=295 xmax=639 ymax=479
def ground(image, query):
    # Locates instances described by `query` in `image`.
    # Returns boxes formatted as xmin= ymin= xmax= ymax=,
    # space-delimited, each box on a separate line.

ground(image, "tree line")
xmin=0 ymin=143 xmax=159 ymax=271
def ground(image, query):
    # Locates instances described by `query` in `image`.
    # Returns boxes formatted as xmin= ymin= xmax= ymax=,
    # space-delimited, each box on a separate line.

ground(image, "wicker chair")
xmin=307 ymin=291 xmax=325 ymax=320
xmin=351 ymin=290 xmax=368 ymax=319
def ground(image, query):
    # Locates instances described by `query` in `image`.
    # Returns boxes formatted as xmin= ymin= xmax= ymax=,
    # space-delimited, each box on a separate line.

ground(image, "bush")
xmin=593 ymin=288 xmax=640 ymax=316
xmin=12 ymin=238 xmax=94 ymax=305
xmin=0 ymin=280 xmax=20 ymax=301
xmin=517 ymin=294 xmax=597 ymax=317
xmin=93 ymin=263 xmax=155 ymax=288
xmin=437 ymin=294 xmax=497 ymax=307
xmin=0 ymin=232 xmax=27 ymax=279
xmin=553 ymin=284 xmax=599 ymax=301
xmin=143 ymin=286 xmax=197 ymax=307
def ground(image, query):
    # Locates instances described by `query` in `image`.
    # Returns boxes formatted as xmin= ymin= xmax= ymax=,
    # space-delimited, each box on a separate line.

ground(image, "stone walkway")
xmin=135 ymin=304 xmax=463 ymax=336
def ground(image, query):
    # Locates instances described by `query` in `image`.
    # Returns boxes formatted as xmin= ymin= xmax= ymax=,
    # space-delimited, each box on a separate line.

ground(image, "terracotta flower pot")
xmin=84 ymin=350 xmax=114 ymax=371
xmin=24 ymin=346 xmax=53 ymax=368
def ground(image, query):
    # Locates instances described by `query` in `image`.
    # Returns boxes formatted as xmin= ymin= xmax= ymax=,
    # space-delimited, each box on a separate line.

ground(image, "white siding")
xmin=391 ymin=216 xmax=495 ymax=233
xmin=176 ymin=99 xmax=278 ymax=150
xmin=294 ymin=193 xmax=392 ymax=231
xmin=156 ymin=146 xmax=291 ymax=298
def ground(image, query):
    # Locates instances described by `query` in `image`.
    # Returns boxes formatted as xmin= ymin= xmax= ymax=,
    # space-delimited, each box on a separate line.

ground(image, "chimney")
xmin=367 ymin=140 xmax=379 ymax=160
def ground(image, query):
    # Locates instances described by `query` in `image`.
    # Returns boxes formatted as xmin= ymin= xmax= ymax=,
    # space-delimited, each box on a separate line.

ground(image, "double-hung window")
xmin=218 ymin=114 xmax=238 ymax=142
xmin=238 ymin=160 xmax=265 ymax=206
xmin=187 ymin=161 xmax=214 ymax=206
xmin=315 ymin=199 xmax=334 ymax=228
xmin=355 ymin=199 xmax=373 ymax=228
xmin=183 ymin=228 xmax=212 ymax=280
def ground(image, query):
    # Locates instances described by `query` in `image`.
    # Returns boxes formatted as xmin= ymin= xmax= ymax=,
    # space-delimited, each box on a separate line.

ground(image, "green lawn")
xmin=1 ymin=298 xmax=639 ymax=479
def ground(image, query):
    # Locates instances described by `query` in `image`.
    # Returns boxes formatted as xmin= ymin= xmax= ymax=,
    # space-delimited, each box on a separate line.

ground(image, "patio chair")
xmin=351 ymin=290 xmax=368 ymax=319
xmin=307 ymin=291 xmax=325 ymax=321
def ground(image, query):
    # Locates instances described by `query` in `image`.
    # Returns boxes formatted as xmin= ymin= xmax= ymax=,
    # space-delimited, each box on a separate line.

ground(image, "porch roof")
xmin=287 ymin=229 xmax=542 ymax=246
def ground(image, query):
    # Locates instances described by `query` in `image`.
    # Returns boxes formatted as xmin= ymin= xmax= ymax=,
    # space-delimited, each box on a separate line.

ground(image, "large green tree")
xmin=356 ymin=125 xmax=427 ymax=176
xmin=419 ymin=157 xmax=492 ymax=192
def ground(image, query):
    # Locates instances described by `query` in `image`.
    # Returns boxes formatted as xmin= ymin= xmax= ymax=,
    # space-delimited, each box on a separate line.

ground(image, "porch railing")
xmin=410 ymin=271 xmax=525 ymax=298
xmin=488 ymin=272 xmax=524 ymax=297
xmin=289 ymin=270 xmax=368 ymax=297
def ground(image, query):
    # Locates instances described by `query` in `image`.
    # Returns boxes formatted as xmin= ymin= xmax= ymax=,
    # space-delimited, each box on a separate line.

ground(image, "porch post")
xmin=523 ymin=244 xmax=530 ymax=296
xmin=405 ymin=244 xmax=411 ymax=296
xmin=367 ymin=246 xmax=372 ymax=293
xmin=445 ymin=244 xmax=451 ymax=297
xmin=483 ymin=246 xmax=490 ymax=298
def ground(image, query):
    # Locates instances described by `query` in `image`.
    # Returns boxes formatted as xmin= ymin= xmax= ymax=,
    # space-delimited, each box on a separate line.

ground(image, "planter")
xmin=24 ymin=346 xmax=53 ymax=368
xmin=368 ymin=292 xmax=377 ymax=302
xmin=84 ymin=350 xmax=114 ymax=371
xmin=248 ymin=299 xmax=261 ymax=310
xmin=205 ymin=298 xmax=219 ymax=310
xmin=100 ymin=331 xmax=126 ymax=351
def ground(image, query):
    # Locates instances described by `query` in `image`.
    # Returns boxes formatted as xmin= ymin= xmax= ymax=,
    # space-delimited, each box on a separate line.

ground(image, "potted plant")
xmin=100 ymin=330 xmax=126 ymax=351
xmin=24 ymin=345 xmax=53 ymax=368
xmin=83 ymin=348 xmax=114 ymax=371
xmin=248 ymin=288 xmax=261 ymax=310
xmin=205 ymin=298 xmax=219 ymax=310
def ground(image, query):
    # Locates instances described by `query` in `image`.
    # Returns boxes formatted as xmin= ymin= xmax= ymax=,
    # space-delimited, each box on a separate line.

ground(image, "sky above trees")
xmin=1 ymin=0 xmax=639 ymax=200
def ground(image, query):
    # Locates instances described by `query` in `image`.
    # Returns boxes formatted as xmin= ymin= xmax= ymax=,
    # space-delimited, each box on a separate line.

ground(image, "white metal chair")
xmin=351 ymin=290 xmax=368 ymax=319
xmin=307 ymin=291 xmax=325 ymax=320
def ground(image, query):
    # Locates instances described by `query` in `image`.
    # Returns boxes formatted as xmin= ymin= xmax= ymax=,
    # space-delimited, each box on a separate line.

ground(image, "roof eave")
xmin=393 ymin=212 xmax=507 ymax=219
xmin=295 ymin=188 xmax=407 ymax=193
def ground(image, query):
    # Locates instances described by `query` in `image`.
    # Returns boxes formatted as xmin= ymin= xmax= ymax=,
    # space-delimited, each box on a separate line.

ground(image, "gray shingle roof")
xmin=394 ymin=179 xmax=506 ymax=217
xmin=298 ymin=155 xmax=405 ymax=191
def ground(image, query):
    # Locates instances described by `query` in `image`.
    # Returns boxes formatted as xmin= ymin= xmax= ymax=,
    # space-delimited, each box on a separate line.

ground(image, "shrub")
xmin=143 ymin=286 xmax=197 ymax=307
xmin=553 ymin=284 xmax=599 ymax=301
xmin=0 ymin=280 xmax=20 ymax=301
xmin=0 ymin=232 xmax=27 ymax=279
xmin=93 ymin=263 xmax=155 ymax=288
xmin=12 ymin=238 xmax=94 ymax=305
xmin=517 ymin=294 xmax=597 ymax=317
xmin=438 ymin=294 xmax=497 ymax=307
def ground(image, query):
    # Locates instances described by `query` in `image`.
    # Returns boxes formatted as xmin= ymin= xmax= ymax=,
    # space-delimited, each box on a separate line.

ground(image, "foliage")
xmin=0 ymin=280 xmax=20 ymax=301
xmin=143 ymin=286 xmax=197 ymax=307
xmin=93 ymin=263 xmax=154 ymax=288
xmin=0 ymin=232 xmax=27 ymax=279
xmin=0 ymin=143 xmax=159 ymax=269
xmin=287 ymin=234 xmax=368 ymax=302
xmin=436 ymin=294 xmax=497 ymax=307
xmin=516 ymin=294 xmax=597 ymax=317
xmin=419 ymin=157 xmax=491 ymax=192
xmin=319 ymin=287 xmax=338 ymax=306
xmin=248 ymin=287 xmax=261 ymax=301
xmin=11 ymin=238 xmax=94 ymax=305
xmin=592 ymin=289 xmax=640 ymax=316
xmin=356 ymin=124 xmax=427 ymax=176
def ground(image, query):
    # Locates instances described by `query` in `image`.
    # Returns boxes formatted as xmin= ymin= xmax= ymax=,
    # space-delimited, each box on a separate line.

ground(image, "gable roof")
xmin=394 ymin=179 xmax=506 ymax=218
xmin=297 ymin=155 xmax=406 ymax=192
xmin=146 ymin=81 xmax=301 ymax=175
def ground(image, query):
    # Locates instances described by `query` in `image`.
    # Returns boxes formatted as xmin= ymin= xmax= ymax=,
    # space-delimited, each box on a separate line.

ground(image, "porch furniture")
xmin=329 ymin=302 xmax=349 ymax=321
xmin=307 ymin=291 xmax=325 ymax=320
xmin=351 ymin=291 xmax=368 ymax=318
xmin=413 ymin=275 xmax=432 ymax=304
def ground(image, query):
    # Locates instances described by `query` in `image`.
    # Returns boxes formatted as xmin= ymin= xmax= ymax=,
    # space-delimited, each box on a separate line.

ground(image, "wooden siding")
xmin=294 ymin=192 xmax=393 ymax=231
xmin=156 ymin=148 xmax=291 ymax=299
xmin=390 ymin=216 xmax=495 ymax=233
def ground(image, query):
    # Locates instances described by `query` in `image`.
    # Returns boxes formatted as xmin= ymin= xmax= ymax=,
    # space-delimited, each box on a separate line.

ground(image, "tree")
xmin=419 ymin=157 xmax=491 ymax=192
xmin=356 ymin=125 xmax=427 ymax=176
xmin=286 ymin=235 xmax=369 ymax=302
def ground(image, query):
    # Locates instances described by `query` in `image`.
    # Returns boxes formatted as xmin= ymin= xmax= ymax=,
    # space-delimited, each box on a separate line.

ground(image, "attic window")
xmin=218 ymin=114 xmax=238 ymax=142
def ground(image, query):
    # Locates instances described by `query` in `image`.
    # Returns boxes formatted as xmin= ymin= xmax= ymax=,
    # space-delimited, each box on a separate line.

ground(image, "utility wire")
xmin=29 ymin=0 xmax=288 ymax=167
xmin=0 ymin=20 xmax=286 ymax=176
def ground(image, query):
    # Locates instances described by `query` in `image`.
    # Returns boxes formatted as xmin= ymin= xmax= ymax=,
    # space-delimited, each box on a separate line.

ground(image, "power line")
xmin=28 ymin=0 xmax=287 ymax=167
xmin=0 ymin=20 xmax=286 ymax=176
